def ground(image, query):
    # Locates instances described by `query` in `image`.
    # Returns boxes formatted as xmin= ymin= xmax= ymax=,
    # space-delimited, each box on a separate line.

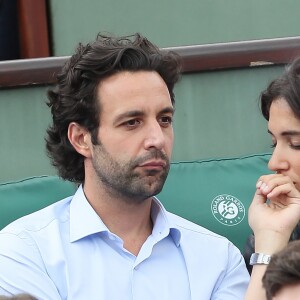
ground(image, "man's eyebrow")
xmin=268 ymin=129 xmax=300 ymax=136
xmin=113 ymin=107 xmax=175 ymax=125
xmin=113 ymin=110 xmax=145 ymax=125
xmin=159 ymin=107 xmax=175 ymax=115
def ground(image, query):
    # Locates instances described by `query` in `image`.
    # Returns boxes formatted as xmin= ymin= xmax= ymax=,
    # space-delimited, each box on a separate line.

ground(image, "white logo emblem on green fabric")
xmin=211 ymin=194 xmax=245 ymax=226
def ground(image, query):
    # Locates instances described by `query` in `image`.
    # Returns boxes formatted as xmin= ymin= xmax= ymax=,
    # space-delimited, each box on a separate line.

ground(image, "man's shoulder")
xmin=166 ymin=211 xmax=246 ymax=275
xmin=168 ymin=211 xmax=229 ymax=242
xmin=0 ymin=196 xmax=73 ymax=236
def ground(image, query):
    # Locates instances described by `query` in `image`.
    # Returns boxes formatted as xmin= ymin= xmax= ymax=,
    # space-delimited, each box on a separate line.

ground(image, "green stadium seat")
xmin=0 ymin=176 xmax=77 ymax=230
xmin=158 ymin=153 xmax=271 ymax=250
xmin=0 ymin=153 xmax=271 ymax=251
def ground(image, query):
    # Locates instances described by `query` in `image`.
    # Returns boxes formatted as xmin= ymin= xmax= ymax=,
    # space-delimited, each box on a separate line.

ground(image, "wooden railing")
xmin=1 ymin=36 xmax=300 ymax=88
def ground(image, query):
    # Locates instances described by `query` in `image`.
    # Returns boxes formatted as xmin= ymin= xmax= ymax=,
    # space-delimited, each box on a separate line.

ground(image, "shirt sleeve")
xmin=211 ymin=242 xmax=250 ymax=300
xmin=0 ymin=232 xmax=61 ymax=300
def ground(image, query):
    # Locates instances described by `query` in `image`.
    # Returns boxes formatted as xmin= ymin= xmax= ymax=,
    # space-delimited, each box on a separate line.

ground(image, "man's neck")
xmin=83 ymin=180 xmax=154 ymax=256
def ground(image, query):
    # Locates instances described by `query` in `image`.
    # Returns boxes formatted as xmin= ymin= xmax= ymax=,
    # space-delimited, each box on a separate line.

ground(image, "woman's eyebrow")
xmin=282 ymin=130 xmax=300 ymax=136
xmin=268 ymin=129 xmax=300 ymax=136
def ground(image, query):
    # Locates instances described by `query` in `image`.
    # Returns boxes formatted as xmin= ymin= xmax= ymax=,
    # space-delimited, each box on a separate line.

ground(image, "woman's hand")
xmin=248 ymin=173 xmax=300 ymax=253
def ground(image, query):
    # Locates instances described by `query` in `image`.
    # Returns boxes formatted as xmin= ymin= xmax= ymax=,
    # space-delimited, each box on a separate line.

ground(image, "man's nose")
xmin=143 ymin=122 xmax=165 ymax=150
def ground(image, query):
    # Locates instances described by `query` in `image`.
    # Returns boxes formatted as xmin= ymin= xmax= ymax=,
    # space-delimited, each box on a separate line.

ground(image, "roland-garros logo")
xmin=211 ymin=194 xmax=245 ymax=226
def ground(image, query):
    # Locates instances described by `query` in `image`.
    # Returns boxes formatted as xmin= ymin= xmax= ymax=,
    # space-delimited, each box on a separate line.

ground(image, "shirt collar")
xmin=70 ymin=185 xmax=109 ymax=242
xmin=69 ymin=185 xmax=181 ymax=246
xmin=152 ymin=197 xmax=182 ymax=246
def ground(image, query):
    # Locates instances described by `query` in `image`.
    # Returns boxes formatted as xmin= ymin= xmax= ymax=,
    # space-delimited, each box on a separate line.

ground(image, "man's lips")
xmin=138 ymin=160 xmax=166 ymax=169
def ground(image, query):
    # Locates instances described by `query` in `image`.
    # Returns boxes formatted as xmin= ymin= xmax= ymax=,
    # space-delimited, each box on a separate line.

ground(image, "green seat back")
xmin=158 ymin=153 xmax=272 ymax=251
xmin=0 ymin=176 xmax=77 ymax=229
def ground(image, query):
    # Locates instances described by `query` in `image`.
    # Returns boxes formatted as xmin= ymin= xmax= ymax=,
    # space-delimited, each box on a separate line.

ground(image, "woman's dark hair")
xmin=46 ymin=33 xmax=181 ymax=183
xmin=260 ymin=57 xmax=300 ymax=120
xmin=262 ymin=240 xmax=300 ymax=300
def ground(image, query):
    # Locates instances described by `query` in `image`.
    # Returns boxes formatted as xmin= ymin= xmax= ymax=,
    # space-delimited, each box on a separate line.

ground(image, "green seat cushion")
xmin=0 ymin=154 xmax=271 ymax=251
xmin=0 ymin=176 xmax=77 ymax=230
xmin=158 ymin=153 xmax=272 ymax=251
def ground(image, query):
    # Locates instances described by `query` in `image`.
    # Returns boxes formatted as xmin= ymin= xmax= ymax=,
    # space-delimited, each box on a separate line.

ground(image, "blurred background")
xmin=1 ymin=0 xmax=300 ymax=182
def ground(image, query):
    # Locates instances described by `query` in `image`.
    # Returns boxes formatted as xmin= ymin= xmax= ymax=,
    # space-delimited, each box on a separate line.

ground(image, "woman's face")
xmin=268 ymin=98 xmax=300 ymax=191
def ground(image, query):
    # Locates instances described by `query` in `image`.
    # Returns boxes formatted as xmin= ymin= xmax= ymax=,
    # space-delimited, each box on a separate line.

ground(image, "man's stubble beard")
xmin=92 ymin=143 xmax=170 ymax=204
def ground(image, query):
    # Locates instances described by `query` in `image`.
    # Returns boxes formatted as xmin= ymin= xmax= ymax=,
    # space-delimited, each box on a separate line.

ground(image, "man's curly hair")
xmin=46 ymin=33 xmax=181 ymax=183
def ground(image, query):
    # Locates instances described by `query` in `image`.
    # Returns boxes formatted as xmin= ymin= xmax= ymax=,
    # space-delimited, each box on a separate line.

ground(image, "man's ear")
xmin=68 ymin=122 xmax=93 ymax=158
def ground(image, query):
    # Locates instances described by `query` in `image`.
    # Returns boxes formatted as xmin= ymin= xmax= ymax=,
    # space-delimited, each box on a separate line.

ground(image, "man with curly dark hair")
xmin=0 ymin=33 xmax=249 ymax=299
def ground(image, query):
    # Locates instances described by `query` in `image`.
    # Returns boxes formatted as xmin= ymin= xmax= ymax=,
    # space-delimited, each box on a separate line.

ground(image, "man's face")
xmin=91 ymin=71 xmax=174 ymax=203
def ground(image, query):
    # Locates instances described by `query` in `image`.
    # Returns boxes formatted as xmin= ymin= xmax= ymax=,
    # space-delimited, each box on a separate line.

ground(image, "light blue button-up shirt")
xmin=0 ymin=186 xmax=249 ymax=299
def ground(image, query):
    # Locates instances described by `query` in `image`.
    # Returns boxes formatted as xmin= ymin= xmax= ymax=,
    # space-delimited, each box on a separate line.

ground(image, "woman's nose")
xmin=268 ymin=146 xmax=289 ymax=172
